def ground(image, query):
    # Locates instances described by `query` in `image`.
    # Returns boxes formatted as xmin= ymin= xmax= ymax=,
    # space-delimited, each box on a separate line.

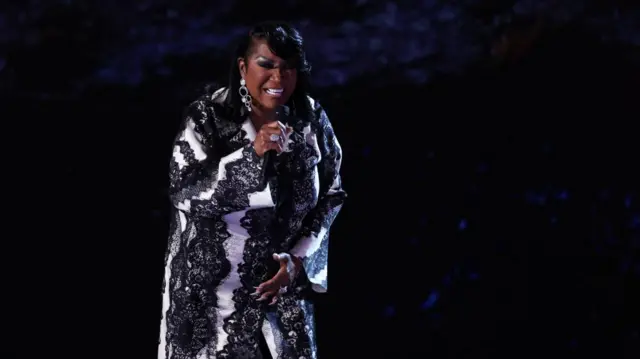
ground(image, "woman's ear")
xmin=237 ymin=57 xmax=246 ymax=78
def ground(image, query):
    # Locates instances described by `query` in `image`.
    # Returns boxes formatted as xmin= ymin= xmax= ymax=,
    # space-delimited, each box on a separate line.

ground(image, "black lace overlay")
xmin=217 ymin=208 xmax=277 ymax=358
xmin=281 ymin=99 xmax=347 ymax=292
xmin=166 ymin=218 xmax=232 ymax=358
xmin=160 ymin=90 xmax=345 ymax=359
xmin=216 ymin=289 xmax=264 ymax=359
xmin=168 ymin=96 xmax=265 ymax=219
xmin=274 ymin=295 xmax=317 ymax=359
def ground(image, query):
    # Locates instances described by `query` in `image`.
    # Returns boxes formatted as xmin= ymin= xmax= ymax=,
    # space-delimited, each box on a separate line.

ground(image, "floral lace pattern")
xmin=159 ymin=89 xmax=346 ymax=359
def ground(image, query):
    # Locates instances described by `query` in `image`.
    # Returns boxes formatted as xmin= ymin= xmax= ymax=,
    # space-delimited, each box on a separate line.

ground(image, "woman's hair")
xmin=223 ymin=21 xmax=314 ymax=123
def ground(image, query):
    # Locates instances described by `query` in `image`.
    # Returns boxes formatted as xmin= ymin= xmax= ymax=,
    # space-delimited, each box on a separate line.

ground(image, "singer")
xmin=158 ymin=22 xmax=346 ymax=359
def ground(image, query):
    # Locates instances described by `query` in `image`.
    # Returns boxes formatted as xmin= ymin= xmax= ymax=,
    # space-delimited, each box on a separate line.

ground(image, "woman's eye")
xmin=258 ymin=61 xmax=275 ymax=69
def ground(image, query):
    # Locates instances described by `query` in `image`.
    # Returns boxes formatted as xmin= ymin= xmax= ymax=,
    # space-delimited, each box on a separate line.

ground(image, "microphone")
xmin=262 ymin=149 xmax=275 ymax=184
xmin=261 ymin=106 xmax=287 ymax=184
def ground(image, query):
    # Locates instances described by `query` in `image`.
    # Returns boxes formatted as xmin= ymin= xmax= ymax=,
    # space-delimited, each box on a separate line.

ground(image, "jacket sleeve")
xmin=168 ymin=99 xmax=265 ymax=217
xmin=289 ymin=100 xmax=347 ymax=292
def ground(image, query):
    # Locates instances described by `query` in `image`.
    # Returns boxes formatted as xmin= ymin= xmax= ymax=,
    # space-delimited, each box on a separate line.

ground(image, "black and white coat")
xmin=158 ymin=88 xmax=346 ymax=359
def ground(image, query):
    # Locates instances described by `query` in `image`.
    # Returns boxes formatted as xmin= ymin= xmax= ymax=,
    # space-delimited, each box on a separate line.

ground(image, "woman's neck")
xmin=249 ymin=106 xmax=277 ymax=129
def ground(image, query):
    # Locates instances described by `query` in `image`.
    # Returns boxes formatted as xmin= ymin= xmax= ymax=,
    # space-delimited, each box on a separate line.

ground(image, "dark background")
xmin=2 ymin=1 xmax=639 ymax=358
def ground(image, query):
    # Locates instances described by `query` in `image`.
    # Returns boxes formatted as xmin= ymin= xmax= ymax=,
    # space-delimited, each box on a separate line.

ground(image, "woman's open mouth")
xmin=264 ymin=88 xmax=284 ymax=97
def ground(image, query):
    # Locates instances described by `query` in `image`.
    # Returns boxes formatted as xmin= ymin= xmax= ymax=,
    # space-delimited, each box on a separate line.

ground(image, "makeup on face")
xmin=253 ymin=56 xmax=295 ymax=99
xmin=243 ymin=41 xmax=298 ymax=109
xmin=255 ymin=56 xmax=296 ymax=71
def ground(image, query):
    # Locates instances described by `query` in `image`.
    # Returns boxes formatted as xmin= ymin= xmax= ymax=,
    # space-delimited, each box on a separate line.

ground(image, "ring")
xmin=269 ymin=134 xmax=280 ymax=142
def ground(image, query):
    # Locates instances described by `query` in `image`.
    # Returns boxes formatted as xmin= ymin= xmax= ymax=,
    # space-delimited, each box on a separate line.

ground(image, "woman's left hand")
xmin=253 ymin=253 xmax=302 ymax=305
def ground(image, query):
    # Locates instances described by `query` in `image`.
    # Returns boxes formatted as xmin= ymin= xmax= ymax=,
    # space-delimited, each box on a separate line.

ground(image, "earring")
xmin=238 ymin=78 xmax=252 ymax=112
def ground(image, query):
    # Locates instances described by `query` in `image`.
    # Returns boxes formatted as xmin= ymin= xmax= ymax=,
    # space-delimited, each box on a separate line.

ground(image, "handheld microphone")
xmin=262 ymin=150 xmax=275 ymax=184
xmin=261 ymin=106 xmax=286 ymax=184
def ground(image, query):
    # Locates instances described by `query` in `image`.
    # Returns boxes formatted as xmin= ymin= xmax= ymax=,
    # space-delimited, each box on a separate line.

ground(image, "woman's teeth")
xmin=265 ymin=88 xmax=283 ymax=96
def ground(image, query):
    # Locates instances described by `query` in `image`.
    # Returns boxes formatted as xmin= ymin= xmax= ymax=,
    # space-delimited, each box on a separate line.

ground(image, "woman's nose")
xmin=271 ymin=68 xmax=285 ymax=80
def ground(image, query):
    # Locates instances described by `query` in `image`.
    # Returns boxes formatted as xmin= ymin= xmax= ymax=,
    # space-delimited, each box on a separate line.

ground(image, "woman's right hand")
xmin=253 ymin=121 xmax=290 ymax=157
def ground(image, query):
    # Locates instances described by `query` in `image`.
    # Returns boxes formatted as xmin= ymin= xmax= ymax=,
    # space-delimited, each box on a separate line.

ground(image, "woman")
xmin=158 ymin=22 xmax=346 ymax=359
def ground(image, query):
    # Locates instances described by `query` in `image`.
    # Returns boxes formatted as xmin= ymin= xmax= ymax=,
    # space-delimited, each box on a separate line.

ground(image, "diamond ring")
xmin=269 ymin=134 xmax=280 ymax=142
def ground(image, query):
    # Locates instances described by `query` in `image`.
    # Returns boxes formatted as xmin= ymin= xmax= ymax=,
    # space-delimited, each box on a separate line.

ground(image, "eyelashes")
xmin=257 ymin=61 xmax=296 ymax=70
xmin=257 ymin=61 xmax=276 ymax=69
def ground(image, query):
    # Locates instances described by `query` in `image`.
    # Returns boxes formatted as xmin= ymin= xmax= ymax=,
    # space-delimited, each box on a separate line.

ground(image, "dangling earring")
xmin=238 ymin=78 xmax=252 ymax=112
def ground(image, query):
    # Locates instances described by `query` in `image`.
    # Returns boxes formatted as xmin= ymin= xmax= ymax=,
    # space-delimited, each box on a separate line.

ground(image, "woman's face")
xmin=238 ymin=40 xmax=298 ymax=112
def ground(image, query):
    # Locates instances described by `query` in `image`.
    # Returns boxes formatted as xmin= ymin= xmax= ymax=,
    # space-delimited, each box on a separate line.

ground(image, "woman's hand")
xmin=253 ymin=121 xmax=291 ymax=157
xmin=252 ymin=253 xmax=303 ymax=305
